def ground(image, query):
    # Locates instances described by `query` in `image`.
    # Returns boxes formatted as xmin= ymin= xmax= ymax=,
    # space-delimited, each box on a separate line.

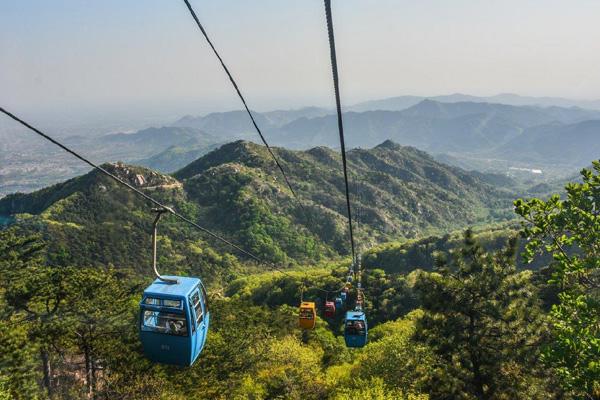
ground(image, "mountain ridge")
xmin=5 ymin=97 xmax=599 ymax=198
xmin=349 ymin=93 xmax=600 ymax=112
xmin=0 ymin=140 xmax=516 ymax=268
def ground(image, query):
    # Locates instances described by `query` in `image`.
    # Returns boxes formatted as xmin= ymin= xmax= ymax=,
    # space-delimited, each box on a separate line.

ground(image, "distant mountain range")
xmin=272 ymin=100 xmax=600 ymax=150
xmin=3 ymin=93 xmax=600 ymax=197
xmin=349 ymin=93 xmax=600 ymax=112
xmin=496 ymin=120 xmax=600 ymax=166
xmin=169 ymin=99 xmax=600 ymax=174
xmin=122 ymin=102 xmax=600 ymax=172
xmin=172 ymin=107 xmax=331 ymax=136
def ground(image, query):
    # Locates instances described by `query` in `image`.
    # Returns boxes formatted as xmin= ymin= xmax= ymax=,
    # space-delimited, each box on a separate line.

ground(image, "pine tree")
xmin=414 ymin=230 xmax=553 ymax=399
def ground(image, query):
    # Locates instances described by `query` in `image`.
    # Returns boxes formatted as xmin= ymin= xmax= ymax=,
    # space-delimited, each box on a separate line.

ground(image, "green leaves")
xmin=414 ymin=231 xmax=552 ymax=399
xmin=516 ymin=161 xmax=600 ymax=398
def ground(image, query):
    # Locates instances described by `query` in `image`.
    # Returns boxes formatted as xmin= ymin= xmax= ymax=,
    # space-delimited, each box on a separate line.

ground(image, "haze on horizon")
xmin=3 ymin=0 xmax=600 ymax=124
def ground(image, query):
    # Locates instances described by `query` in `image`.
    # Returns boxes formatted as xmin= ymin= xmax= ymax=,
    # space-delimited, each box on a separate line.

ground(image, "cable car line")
xmin=322 ymin=0 xmax=368 ymax=347
xmin=5 ymin=0 xmax=368 ymax=351
xmin=323 ymin=0 xmax=356 ymax=263
xmin=0 ymin=107 xmax=264 ymax=264
xmin=181 ymin=0 xmax=361 ymax=298
xmin=180 ymin=0 xmax=308 ymax=219
xmin=0 ymin=107 xmax=345 ymax=296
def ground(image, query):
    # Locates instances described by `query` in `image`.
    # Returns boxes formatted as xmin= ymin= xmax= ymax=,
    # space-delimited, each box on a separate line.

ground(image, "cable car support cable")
xmin=1 ymin=0 xmax=359 ymax=301
xmin=181 ymin=0 xmax=308 ymax=218
xmin=323 ymin=0 xmax=356 ymax=263
xmin=0 ymin=107 xmax=343 ymax=294
xmin=322 ymin=2 xmax=368 ymax=347
xmin=0 ymin=107 xmax=263 ymax=264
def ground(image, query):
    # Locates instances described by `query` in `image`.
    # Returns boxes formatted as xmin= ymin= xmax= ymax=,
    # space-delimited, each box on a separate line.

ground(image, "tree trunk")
xmin=468 ymin=313 xmax=486 ymax=400
xmin=40 ymin=348 xmax=53 ymax=398
xmin=83 ymin=338 xmax=94 ymax=399
xmin=91 ymin=357 xmax=97 ymax=400
xmin=471 ymin=353 xmax=485 ymax=399
xmin=89 ymin=328 xmax=97 ymax=400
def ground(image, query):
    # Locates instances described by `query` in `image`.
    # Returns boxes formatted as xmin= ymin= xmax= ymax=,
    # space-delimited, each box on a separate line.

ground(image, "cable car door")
xmin=189 ymin=286 xmax=206 ymax=361
xmin=188 ymin=294 xmax=199 ymax=362
xmin=199 ymin=282 xmax=209 ymax=350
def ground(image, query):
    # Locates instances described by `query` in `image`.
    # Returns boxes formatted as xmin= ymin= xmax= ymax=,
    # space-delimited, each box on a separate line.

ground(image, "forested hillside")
xmin=4 ymin=0 xmax=600 ymax=397
xmin=0 ymin=140 xmax=515 ymax=273
xmin=1 ymin=140 xmax=599 ymax=399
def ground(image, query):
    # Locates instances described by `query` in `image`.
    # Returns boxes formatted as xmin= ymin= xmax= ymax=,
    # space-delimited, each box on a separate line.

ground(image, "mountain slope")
xmin=137 ymin=142 xmax=223 ymax=173
xmin=495 ymin=120 xmax=600 ymax=165
xmin=173 ymin=110 xmax=275 ymax=136
xmin=0 ymin=141 xmax=516 ymax=272
xmin=177 ymin=139 xmax=515 ymax=245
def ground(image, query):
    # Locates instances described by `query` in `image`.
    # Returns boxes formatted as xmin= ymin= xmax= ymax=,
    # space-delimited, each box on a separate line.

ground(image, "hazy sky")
xmin=3 ymin=0 xmax=600 ymax=121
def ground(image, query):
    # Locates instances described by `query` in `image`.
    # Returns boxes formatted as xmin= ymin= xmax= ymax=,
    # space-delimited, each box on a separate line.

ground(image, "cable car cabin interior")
xmin=344 ymin=310 xmax=368 ymax=348
xmin=139 ymin=276 xmax=209 ymax=366
xmin=298 ymin=301 xmax=317 ymax=329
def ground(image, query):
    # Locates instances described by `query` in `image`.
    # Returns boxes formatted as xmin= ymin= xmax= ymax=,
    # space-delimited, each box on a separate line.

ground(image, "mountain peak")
xmin=403 ymin=99 xmax=446 ymax=116
xmin=0 ymin=162 xmax=180 ymax=216
xmin=174 ymin=140 xmax=271 ymax=180
xmin=98 ymin=162 xmax=178 ymax=189
xmin=375 ymin=140 xmax=402 ymax=150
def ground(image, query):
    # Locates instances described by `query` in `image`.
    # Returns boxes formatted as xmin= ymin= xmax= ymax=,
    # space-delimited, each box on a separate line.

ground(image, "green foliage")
xmin=0 ymin=225 xmax=573 ymax=399
xmin=362 ymin=222 xmax=552 ymax=274
xmin=2 ymin=141 xmax=591 ymax=399
xmin=0 ymin=229 xmax=145 ymax=399
xmin=414 ymin=231 xmax=554 ymax=399
xmin=243 ymin=335 xmax=327 ymax=399
xmin=515 ymin=161 xmax=600 ymax=398
xmin=1 ymin=139 xmax=517 ymax=272
xmin=330 ymin=377 xmax=425 ymax=400
xmin=0 ymin=378 xmax=11 ymax=400
xmin=0 ymin=316 xmax=41 ymax=400
xmin=350 ymin=311 xmax=432 ymax=394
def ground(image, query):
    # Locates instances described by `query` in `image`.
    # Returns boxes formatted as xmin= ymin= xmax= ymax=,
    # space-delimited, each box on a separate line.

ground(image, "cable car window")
xmin=142 ymin=310 xmax=188 ymax=336
xmin=189 ymin=301 xmax=196 ymax=332
xmin=345 ymin=320 xmax=366 ymax=336
xmin=201 ymin=284 xmax=209 ymax=313
xmin=163 ymin=299 xmax=182 ymax=309
xmin=299 ymin=309 xmax=314 ymax=319
xmin=191 ymin=291 xmax=203 ymax=325
xmin=143 ymin=297 xmax=161 ymax=306
xmin=143 ymin=298 xmax=182 ymax=309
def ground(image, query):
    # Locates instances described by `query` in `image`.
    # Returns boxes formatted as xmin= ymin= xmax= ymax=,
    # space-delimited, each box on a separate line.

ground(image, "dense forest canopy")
xmin=1 ymin=141 xmax=599 ymax=399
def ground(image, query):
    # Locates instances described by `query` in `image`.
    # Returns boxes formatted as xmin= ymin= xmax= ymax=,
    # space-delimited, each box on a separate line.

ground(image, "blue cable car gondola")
xmin=335 ymin=296 xmax=343 ymax=309
xmin=139 ymin=208 xmax=210 ymax=366
xmin=344 ymin=310 xmax=368 ymax=348
xmin=140 ymin=276 xmax=210 ymax=366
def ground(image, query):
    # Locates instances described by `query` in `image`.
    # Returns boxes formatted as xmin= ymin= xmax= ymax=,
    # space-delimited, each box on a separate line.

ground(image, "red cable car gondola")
xmin=324 ymin=301 xmax=336 ymax=318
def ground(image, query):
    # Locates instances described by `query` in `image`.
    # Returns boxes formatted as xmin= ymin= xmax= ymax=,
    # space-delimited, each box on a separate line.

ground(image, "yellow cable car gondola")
xmin=298 ymin=301 xmax=317 ymax=329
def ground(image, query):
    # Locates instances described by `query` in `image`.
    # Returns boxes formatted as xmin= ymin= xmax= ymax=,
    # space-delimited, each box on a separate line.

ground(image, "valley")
xmin=4 ymin=94 xmax=599 ymax=198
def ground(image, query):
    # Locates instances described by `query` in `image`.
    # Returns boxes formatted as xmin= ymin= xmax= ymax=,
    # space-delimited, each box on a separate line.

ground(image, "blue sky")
xmin=3 ymin=0 xmax=600 ymax=122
